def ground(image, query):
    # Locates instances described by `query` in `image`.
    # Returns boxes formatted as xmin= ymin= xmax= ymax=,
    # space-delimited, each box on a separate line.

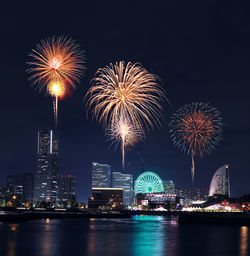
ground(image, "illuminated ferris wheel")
xmin=134 ymin=171 xmax=164 ymax=195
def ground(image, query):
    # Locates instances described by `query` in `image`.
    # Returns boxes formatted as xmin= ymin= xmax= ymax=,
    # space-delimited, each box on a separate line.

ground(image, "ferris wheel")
xmin=134 ymin=171 xmax=164 ymax=195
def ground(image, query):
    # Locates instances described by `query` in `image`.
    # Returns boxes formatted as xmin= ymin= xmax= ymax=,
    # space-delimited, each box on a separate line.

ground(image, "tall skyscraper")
xmin=34 ymin=130 xmax=59 ymax=203
xmin=112 ymin=172 xmax=133 ymax=206
xmin=92 ymin=162 xmax=111 ymax=188
xmin=59 ymin=174 xmax=76 ymax=204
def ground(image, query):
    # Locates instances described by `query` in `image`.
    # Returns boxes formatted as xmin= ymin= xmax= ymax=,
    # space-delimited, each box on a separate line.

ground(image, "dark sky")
xmin=1 ymin=1 xmax=250 ymax=202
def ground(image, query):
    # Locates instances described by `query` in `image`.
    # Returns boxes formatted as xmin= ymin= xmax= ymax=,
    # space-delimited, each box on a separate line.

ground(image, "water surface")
xmin=0 ymin=215 xmax=249 ymax=256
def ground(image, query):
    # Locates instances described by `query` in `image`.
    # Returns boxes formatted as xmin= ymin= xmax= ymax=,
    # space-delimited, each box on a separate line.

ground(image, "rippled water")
xmin=0 ymin=215 xmax=249 ymax=256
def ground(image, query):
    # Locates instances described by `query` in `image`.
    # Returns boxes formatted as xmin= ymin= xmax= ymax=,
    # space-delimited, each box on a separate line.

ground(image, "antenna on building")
xmin=225 ymin=164 xmax=230 ymax=198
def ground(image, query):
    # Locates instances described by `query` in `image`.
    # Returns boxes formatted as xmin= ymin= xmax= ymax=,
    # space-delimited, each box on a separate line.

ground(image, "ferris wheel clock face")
xmin=135 ymin=171 xmax=164 ymax=195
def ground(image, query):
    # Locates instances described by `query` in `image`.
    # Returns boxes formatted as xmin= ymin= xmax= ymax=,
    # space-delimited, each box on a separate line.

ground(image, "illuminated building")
xmin=176 ymin=188 xmax=209 ymax=207
xmin=7 ymin=175 xmax=24 ymax=197
xmin=88 ymin=188 xmax=123 ymax=209
xmin=92 ymin=162 xmax=111 ymax=188
xmin=209 ymin=164 xmax=230 ymax=197
xmin=136 ymin=193 xmax=177 ymax=208
xmin=195 ymin=189 xmax=209 ymax=201
xmin=112 ymin=172 xmax=133 ymax=206
xmin=134 ymin=171 xmax=164 ymax=195
xmin=59 ymin=174 xmax=76 ymax=204
xmin=34 ymin=130 xmax=59 ymax=203
xmin=163 ymin=180 xmax=176 ymax=194
xmin=6 ymin=173 xmax=34 ymax=202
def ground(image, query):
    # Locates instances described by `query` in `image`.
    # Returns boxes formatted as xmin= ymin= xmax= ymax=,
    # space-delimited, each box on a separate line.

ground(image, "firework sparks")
xmin=27 ymin=36 xmax=85 ymax=91
xmin=107 ymin=116 xmax=143 ymax=169
xmin=86 ymin=61 xmax=167 ymax=135
xmin=27 ymin=35 xmax=85 ymax=127
xmin=86 ymin=61 xmax=167 ymax=168
xmin=169 ymin=102 xmax=223 ymax=181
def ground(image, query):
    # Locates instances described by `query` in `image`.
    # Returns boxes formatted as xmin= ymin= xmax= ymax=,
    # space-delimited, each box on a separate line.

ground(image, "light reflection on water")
xmin=240 ymin=226 xmax=248 ymax=255
xmin=7 ymin=224 xmax=19 ymax=256
xmin=0 ymin=216 xmax=249 ymax=256
xmin=131 ymin=215 xmax=177 ymax=256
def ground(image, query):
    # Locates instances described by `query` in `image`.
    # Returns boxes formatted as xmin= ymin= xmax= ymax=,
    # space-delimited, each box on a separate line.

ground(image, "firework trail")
xmin=47 ymin=81 xmax=66 ymax=128
xmin=86 ymin=61 xmax=167 ymax=168
xmin=27 ymin=35 xmax=85 ymax=127
xmin=169 ymin=102 xmax=223 ymax=182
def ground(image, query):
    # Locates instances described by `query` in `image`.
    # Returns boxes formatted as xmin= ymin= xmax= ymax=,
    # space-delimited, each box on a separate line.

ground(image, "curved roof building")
xmin=134 ymin=171 xmax=164 ymax=195
xmin=209 ymin=164 xmax=230 ymax=197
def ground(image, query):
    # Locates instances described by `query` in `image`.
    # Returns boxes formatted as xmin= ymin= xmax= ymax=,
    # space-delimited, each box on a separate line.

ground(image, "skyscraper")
xmin=34 ymin=130 xmax=59 ymax=203
xmin=59 ymin=174 xmax=76 ymax=204
xmin=112 ymin=172 xmax=133 ymax=206
xmin=209 ymin=164 xmax=230 ymax=197
xmin=92 ymin=162 xmax=111 ymax=188
xmin=23 ymin=173 xmax=34 ymax=202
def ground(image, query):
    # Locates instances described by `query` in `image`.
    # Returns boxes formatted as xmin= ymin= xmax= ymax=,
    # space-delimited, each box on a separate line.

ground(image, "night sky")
xmin=1 ymin=1 xmax=250 ymax=202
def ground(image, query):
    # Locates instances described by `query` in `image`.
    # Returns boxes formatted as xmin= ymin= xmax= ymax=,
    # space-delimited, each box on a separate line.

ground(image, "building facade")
xmin=163 ymin=180 xmax=176 ymax=195
xmin=136 ymin=192 xmax=177 ymax=209
xmin=7 ymin=174 xmax=24 ymax=197
xmin=88 ymin=187 xmax=123 ymax=209
xmin=209 ymin=164 xmax=230 ymax=197
xmin=59 ymin=174 xmax=76 ymax=205
xmin=92 ymin=162 xmax=111 ymax=188
xmin=23 ymin=173 xmax=34 ymax=202
xmin=6 ymin=173 xmax=34 ymax=202
xmin=112 ymin=172 xmax=133 ymax=206
xmin=34 ymin=130 xmax=59 ymax=203
xmin=176 ymin=188 xmax=209 ymax=207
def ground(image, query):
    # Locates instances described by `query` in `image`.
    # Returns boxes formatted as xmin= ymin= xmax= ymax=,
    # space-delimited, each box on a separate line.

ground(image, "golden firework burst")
xmin=86 ymin=61 xmax=166 ymax=134
xmin=27 ymin=35 xmax=85 ymax=92
xmin=86 ymin=61 xmax=167 ymax=168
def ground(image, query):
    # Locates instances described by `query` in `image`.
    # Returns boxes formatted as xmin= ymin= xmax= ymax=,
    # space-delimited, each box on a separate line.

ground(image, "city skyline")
xmin=0 ymin=2 xmax=250 ymax=202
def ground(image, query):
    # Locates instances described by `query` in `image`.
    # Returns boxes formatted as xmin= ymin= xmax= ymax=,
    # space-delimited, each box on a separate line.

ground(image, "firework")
xmin=27 ymin=36 xmax=85 ymax=91
xmin=86 ymin=61 xmax=167 ymax=167
xmin=107 ymin=116 xmax=143 ymax=168
xmin=86 ymin=61 xmax=166 ymax=134
xmin=27 ymin=35 xmax=85 ymax=127
xmin=47 ymin=81 xmax=66 ymax=127
xmin=169 ymin=102 xmax=223 ymax=181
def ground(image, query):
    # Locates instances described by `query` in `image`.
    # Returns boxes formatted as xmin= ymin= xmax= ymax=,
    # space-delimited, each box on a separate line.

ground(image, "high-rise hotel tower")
xmin=209 ymin=164 xmax=230 ymax=197
xmin=34 ymin=130 xmax=59 ymax=203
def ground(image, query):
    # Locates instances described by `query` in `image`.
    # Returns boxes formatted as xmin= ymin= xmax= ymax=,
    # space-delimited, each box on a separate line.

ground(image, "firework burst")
xmin=86 ymin=61 xmax=167 ymax=135
xmin=27 ymin=36 xmax=85 ymax=91
xmin=169 ymin=102 xmax=223 ymax=181
xmin=86 ymin=61 xmax=167 ymax=168
xmin=27 ymin=35 xmax=85 ymax=127
xmin=107 ymin=116 xmax=143 ymax=168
